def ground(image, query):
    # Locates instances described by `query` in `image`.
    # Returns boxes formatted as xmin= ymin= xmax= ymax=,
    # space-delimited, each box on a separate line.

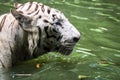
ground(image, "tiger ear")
xmin=10 ymin=9 xmax=23 ymax=19
xmin=10 ymin=9 xmax=32 ymax=24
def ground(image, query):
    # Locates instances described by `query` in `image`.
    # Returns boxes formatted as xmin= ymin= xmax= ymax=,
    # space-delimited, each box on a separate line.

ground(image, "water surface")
xmin=0 ymin=0 xmax=120 ymax=80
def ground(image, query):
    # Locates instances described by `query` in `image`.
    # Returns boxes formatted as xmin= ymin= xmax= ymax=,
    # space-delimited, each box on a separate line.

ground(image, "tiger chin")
xmin=0 ymin=2 xmax=80 ymax=69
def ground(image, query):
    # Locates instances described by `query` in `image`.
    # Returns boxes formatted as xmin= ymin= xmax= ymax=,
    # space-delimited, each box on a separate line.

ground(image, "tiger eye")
xmin=52 ymin=14 xmax=56 ymax=17
xmin=47 ymin=9 xmax=50 ymax=14
xmin=43 ymin=19 xmax=49 ymax=23
xmin=39 ymin=15 xmax=42 ymax=18
xmin=55 ymin=22 xmax=62 ymax=26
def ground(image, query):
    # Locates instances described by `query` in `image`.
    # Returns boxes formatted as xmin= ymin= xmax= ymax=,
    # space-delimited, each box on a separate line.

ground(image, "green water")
xmin=0 ymin=0 xmax=120 ymax=80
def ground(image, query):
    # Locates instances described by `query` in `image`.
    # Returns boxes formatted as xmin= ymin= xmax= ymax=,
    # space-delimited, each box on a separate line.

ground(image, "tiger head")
xmin=11 ymin=2 xmax=80 ymax=56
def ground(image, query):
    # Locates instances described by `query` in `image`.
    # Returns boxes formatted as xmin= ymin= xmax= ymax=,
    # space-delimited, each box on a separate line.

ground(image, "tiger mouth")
xmin=59 ymin=48 xmax=73 ymax=55
xmin=56 ymin=44 xmax=74 ymax=55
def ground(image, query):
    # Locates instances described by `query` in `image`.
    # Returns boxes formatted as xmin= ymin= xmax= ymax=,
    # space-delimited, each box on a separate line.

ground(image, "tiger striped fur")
xmin=0 ymin=2 xmax=80 ymax=69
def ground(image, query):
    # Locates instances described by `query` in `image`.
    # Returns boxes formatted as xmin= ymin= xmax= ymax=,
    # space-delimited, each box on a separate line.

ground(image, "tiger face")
xmin=11 ymin=2 xmax=80 ymax=56
xmin=39 ymin=10 xmax=80 ymax=55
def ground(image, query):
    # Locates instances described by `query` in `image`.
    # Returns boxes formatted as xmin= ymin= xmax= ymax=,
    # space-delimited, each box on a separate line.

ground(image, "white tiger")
xmin=0 ymin=2 xmax=80 ymax=69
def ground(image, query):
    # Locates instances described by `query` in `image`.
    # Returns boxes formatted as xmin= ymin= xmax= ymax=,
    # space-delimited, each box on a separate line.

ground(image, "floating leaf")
xmin=78 ymin=75 xmax=89 ymax=79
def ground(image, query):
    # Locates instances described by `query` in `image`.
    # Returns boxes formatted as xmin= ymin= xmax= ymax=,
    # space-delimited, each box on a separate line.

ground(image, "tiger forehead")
xmin=13 ymin=1 xmax=65 ymax=25
xmin=14 ymin=2 xmax=63 ymax=18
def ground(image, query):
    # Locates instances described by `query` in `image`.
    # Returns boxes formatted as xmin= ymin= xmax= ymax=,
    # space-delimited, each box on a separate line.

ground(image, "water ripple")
xmin=76 ymin=50 xmax=96 ymax=57
xmin=76 ymin=47 xmax=96 ymax=57
xmin=90 ymin=27 xmax=108 ymax=33
xmin=80 ymin=1 xmax=117 ymax=7
xmin=114 ymin=54 xmax=120 ymax=57
xmin=77 ymin=47 xmax=91 ymax=51
xmin=88 ymin=7 xmax=113 ymax=11
xmin=64 ymin=2 xmax=113 ymax=11
xmin=101 ymin=46 xmax=120 ymax=53
xmin=71 ymin=15 xmax=89 ymax=20
xmin=96 ymin=12 xmax=120 ymax=22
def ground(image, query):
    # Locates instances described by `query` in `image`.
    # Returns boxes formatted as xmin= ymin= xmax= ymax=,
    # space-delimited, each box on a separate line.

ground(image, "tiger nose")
xmin=73 ymin=36 xmax=80 ymax=42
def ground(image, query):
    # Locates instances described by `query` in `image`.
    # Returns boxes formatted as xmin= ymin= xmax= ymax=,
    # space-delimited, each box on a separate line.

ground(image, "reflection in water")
xmin=0 ymin=69 xmax=10 ymax=80
xmin=0 ymin=0 xmax=120 ymax=80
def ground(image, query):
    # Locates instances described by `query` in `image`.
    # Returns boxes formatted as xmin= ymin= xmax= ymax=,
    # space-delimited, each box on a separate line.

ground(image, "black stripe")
xmin=44 ymin=26 xmax=58 ymax=38
xmin=0 ymin=15 xmax=7 ymax=32
xmin=41 ymin=5 xmax=45 ymax=12
xmin=27 ymin=4 xmax=38 ymax=15
xmin=47 ymin=8 xmax=50 ymax=14
xmin=20 ymin=4 xmax=25 ymax=10
xmin=19 ymin=23 xmax=22 ymax=27
xmin=35 ymin=4 xmax=38 ymax=11
xmin=0 ymin=59 xmax=5 ymax=68
xmin=26 ymin=2 xmax=33 ymax=11
xmin=43 ymin=19 xmax=49 ymax=23
xmin=57 ymin=35 xmax=63 ymax=41
xmin=44 ymin=26 xmax=49 ymax=38
xmin=34 ymin=10 xmax=39 ymax=16
xmin=37 ymin=27 xmax=41 ymax=47
xmin=9 ymin=43 xmax=14 ymax=54
xmin=8 ymin=22 xmax=13 ymax=28
xmin=8 ymin=19 xmax=16 ymax=28
xmin=52 ymin=28 xmax=58 ymax=33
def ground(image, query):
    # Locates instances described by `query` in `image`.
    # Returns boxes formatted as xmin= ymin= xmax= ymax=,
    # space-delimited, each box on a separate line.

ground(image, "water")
xmin=0 ymin=0 xmax=120 ymax=80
